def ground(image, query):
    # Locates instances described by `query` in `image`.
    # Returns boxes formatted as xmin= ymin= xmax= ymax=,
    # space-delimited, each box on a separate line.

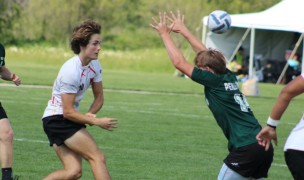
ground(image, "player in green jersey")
xmin=150 ymin=11 xmax=273 ymax=180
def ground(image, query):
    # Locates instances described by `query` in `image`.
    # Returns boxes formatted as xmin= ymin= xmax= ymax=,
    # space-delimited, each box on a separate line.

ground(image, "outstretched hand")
xmin=95 ymin=117 xmax=118 ymax=131
xmin=256 ymin=126 xmax=278 ymax=151
xmin=11 ymin=73 xmax=21 ymax=86
xmin=167 ymin=10 xmax=185 ymax=33
xmin=150 ymin=12 xmax=173 ymax=35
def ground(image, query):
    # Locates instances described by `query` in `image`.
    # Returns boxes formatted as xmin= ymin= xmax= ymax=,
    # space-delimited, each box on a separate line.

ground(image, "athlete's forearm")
xmin=180 ymin=27 xmax=207 ymax=53
xmin=63 ymin=109 xmax=97 ymax=125
xmin=89 ymin=83 xmax=104 ymax=114
xmin=160 ymin=32 xmax=194 ymax=77
xmin=0 ymin=66 xmax=13 ymax=81
xmin=161 ymin=33 xmax=185 ymax=68
xmin=269 ymin=93 xmax=291 ymax=120
xmin=88 ymin=96 xmax=104 ymax=114
xmin=270 ymin=75 xmax=304 ymax=120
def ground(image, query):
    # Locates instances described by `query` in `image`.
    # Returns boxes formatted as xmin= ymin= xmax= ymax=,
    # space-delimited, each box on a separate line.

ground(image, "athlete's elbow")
xmin=63 ymin=109 xmax=76 ymax=119
xmin=62 ymin=113 xmax=72 ymax=119
xmin=172 ymin=59 xmax=183 ymax=69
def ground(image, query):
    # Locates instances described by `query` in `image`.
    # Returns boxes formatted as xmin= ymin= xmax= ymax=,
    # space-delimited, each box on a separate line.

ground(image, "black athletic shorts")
xmin=0 ymin=102 xmax=8 ymax=120
xmin=284 ymin=149 xmax=304 ymax=180
xmin=224 ymin=142 xmax=273 ymax=179
xmin=42 ymin=115 xmax=86 ymax=146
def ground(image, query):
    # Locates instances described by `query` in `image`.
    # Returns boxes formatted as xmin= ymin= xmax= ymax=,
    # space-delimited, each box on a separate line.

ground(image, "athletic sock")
xmin=2 ymin=168 xmax=13 ymax=180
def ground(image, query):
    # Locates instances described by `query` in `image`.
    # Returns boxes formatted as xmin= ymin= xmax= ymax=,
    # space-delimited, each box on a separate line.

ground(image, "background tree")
xmin=0 ymin=0 xmax=21 ymax=44
xmin=1 ymin=0 xmax=281 ymax=49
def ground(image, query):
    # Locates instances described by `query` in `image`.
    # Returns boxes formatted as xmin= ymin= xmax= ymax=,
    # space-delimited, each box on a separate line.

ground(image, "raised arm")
xmin=150 ymin=12 xmax=194 ymax=77
xmin=168 ymin=10 xmax=207 ymax=53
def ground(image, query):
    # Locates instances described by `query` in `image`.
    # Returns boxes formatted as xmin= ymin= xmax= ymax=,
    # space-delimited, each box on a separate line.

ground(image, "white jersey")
xmin=284 ymin=114 xmax=304 ymax=151
xmin=284 ymin=73 xmax=304 ymax=151
xmin=43 ymin=55 xmax=102 ymax=118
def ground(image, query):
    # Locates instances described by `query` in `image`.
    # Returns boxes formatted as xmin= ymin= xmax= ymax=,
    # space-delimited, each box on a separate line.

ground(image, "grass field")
xmin=1 ymin=47 xmax=302 ymax=179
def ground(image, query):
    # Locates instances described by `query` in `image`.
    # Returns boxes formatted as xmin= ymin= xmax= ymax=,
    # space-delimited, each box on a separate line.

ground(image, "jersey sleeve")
xmin=57 ymin=67 xmax=79 ymax=94
xmin=92 ymin=60 xmax=102 ymax=82
xmin=0 ymin=43 xmax=6 ymax=67
xmin=59 ymin=79 xmax=79 ymax=94
xmin=190 ymin=67 xmax=222 ymax=87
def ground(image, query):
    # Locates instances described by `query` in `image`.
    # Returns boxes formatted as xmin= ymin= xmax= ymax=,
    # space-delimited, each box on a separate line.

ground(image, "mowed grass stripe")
xmin=0 ymin=81 xmax=294 ymax=179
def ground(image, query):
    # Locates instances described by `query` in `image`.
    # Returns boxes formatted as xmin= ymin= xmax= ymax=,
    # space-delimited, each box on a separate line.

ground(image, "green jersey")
xmin=191 ymin=67 xmax=261 ymax=150
xmin=0 ymin=43 xmax=5 ymax=67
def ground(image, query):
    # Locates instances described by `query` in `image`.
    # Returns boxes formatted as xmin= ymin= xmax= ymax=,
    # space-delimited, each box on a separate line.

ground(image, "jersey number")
xmin=234 ymin=94 xmax=250 ymax=112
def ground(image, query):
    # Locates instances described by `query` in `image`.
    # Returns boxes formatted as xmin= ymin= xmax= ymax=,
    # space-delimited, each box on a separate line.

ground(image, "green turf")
xmin=1 ymin=47 xmax=301 ymax=179
xmin=1 ymin=76 xmax=302 ymax=179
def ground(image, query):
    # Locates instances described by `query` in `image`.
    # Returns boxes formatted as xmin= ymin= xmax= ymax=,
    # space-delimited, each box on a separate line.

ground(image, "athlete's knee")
xmin=0 ymin=126 xmax=14 ymax=143
xmin=66 ymin=167 xmax=82 ymax=179
xmin=87 ymin=150 xmax=107 ymax=164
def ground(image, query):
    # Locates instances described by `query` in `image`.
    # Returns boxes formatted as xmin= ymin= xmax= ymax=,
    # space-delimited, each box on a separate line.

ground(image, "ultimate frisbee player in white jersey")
xmin=42 ymin=20 xmax=117 ymax=180
xmin=257 ymin=72 xmax=304 ymax=180
xmin=43 ymin=56 xmax=102 ymax=116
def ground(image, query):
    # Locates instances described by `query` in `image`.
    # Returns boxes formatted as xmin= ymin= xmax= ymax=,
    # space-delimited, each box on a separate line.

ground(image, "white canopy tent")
xmin=202 ymin=0 xmax=304 ymax=83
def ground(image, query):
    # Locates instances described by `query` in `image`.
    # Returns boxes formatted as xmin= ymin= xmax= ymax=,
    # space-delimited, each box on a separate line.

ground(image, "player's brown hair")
xmin=194 ymin=49 xmax=227 ymax=74
xmin=70 ymin=20 xmax=101 ymax=54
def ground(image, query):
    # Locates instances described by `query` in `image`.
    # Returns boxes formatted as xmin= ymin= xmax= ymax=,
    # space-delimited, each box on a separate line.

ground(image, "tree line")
xmin=0 ymin=0 xmax=280 ymax=50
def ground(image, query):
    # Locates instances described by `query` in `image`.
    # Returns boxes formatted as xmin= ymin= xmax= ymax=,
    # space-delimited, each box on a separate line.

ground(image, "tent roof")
xmin=203 ymin=0 xmax=304 ymax=33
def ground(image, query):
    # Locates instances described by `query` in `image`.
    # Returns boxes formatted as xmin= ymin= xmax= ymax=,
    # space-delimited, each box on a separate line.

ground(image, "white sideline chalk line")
xmin=14 ymin=138 xmax=48 ymax=144
xmin=272 ymin=163 xmax=287 ymax=167
xmin=0 ymin=83 xmax=201 ymax=96
xmin=0 ymin=83 xmax=51 ymax=89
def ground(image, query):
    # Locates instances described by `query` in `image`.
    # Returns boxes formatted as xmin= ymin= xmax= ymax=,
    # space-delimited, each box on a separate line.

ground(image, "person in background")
xmin=235 ymin=47 xmax=244 ymax=68
xmin=0 ymin=43 xmax=21 ymax=180
xmin=256 ymin=73 xmax=304 ymax=180
xmin=150 ymin=11 xmax=273 ymax=180
xmin=232 ymin=46 xmax=247 ymax=75
xmin=41 ymin=20 xmax=117 ymax=180
xmin=285 ymin=53 xmax=301 ymax=84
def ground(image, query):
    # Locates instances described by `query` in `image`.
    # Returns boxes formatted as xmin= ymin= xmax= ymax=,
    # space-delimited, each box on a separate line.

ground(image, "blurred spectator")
xmin=229 ymin=46 xmax=248 ymax=76
xmin=285 ymin=53 xmax=301 ymax=84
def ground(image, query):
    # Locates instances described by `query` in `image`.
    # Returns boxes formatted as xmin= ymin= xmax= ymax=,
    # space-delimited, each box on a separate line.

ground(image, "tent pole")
xmin=248 ymin=28 xmax=255 ymax=78
xmin=202 ymin=21 xmax=207 ymax=44
xmin=276 ymin=33 xmax=304 ymax=84
xmin=228 ymin=28 xmax=251 ymax=62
